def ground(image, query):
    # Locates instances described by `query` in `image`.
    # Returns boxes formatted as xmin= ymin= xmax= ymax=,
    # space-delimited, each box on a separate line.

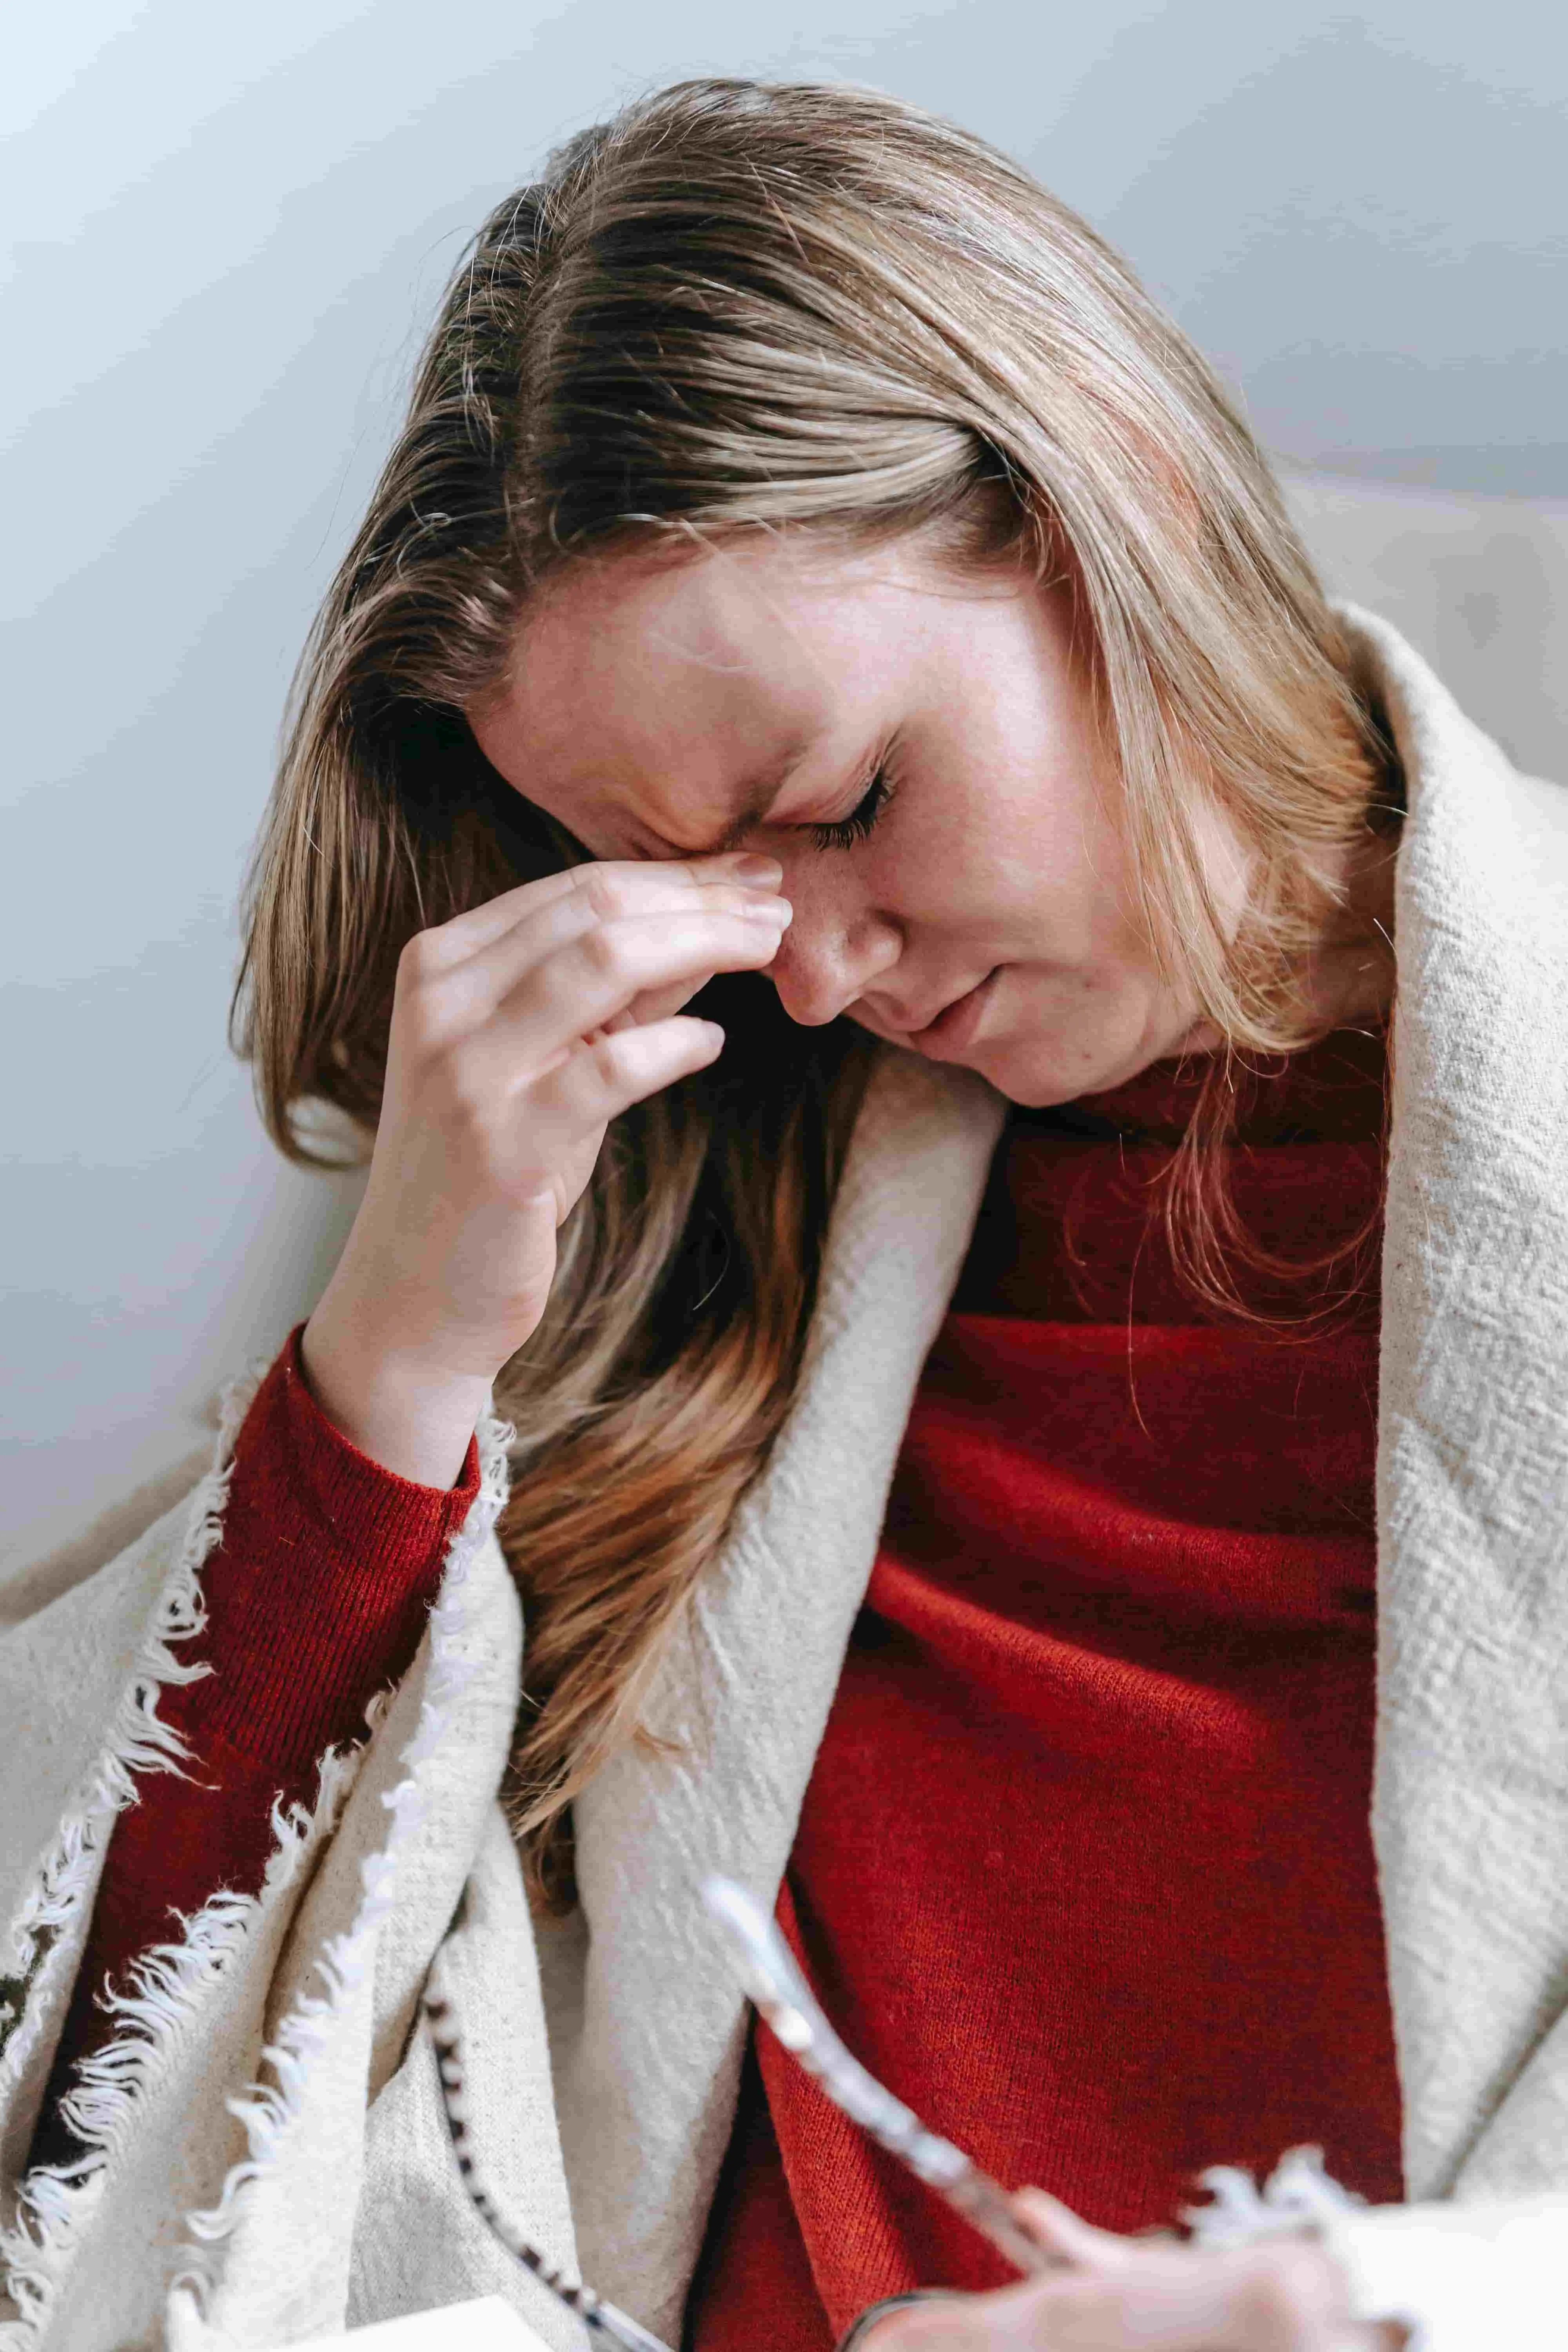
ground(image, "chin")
xmin=967 ymin=1032 xmax=1183 ymax=1108
xmin=986 ymin=1069 xmax=1116 ymax=1110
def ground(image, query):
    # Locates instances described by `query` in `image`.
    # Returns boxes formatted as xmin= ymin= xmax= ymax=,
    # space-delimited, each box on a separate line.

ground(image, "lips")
xmin=907 ymin=968 xmax=1001 ymax=1056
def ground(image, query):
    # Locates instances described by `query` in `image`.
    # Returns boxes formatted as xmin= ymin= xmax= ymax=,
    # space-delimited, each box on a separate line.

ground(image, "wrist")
xmin=835 ymin=2293 xmax=964 ymax=2350
xmin=299 ymin=1305 xmax=494 ymax=1491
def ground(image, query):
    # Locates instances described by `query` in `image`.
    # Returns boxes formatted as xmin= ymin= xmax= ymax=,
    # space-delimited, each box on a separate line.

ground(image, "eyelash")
xmin=808 ymin=768 xmax=897 ymax=853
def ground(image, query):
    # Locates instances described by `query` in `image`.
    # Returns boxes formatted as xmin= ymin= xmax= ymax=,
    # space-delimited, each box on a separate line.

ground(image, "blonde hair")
xmin=231 ymin=77 xmax=1396 ymax=1906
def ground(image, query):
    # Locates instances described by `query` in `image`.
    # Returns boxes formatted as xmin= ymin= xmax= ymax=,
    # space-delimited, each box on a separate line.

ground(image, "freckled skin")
xmin=468 ymin=535 xmax=1380 ymax=1107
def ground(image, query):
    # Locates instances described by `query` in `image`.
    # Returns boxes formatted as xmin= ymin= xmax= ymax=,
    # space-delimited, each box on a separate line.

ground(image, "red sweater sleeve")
xmin=29 ymin=1322 xmax=483 ymax=2170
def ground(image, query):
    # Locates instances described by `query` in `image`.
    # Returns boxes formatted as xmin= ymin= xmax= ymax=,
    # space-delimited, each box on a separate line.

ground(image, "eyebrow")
xmin=707 ymin=787 xmax=782 ymax=854
xmin=688 ymin=754 xmax=807 ymax=856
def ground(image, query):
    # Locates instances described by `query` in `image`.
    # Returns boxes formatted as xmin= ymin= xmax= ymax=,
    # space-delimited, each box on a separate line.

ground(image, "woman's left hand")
xmin=860 ymin=2192 xmax=1408 ymax=2349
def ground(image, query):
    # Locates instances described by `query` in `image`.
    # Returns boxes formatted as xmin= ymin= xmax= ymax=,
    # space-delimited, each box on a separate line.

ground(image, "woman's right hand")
xmin=299 ymin=850 xmax=791 ymax=1485
xmin=854 ymin=2198 xmax=1404 ymax=2351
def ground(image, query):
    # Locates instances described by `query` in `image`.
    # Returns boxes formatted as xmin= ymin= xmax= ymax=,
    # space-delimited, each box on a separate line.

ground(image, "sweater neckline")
xmin=1009 ymin=1018 xmax=1390 ymax=1151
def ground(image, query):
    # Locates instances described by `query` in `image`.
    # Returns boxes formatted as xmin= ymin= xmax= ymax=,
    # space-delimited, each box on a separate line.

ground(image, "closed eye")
xmin=808 ymin=768 xmax=897 ymax=853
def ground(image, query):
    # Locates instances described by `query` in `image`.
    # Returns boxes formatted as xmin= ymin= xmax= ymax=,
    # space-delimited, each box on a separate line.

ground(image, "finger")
xmin=450 ymin=873 xmax=790 ymax=1026
xmin=414 ymin=852 xmax=785 ymax=969
xmin=604 ymin=972 xmax=723 ymax=1032
xmin=1010 ymin=2188 xmax=1132 ymax=2271
xmin=490 ymin=908 xmax=788 ymax=1069
xmin=520 ymin=1015 xmax=728 ymax=1146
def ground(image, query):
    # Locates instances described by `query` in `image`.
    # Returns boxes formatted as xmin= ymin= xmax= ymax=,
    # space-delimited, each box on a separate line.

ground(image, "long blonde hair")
xmin=231 ymin=77 xmax=1395 ymax=1906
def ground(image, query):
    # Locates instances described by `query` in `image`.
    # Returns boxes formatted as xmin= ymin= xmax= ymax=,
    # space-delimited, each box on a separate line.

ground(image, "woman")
xmin=2 ymin=76 xmax=1564 ymax=2352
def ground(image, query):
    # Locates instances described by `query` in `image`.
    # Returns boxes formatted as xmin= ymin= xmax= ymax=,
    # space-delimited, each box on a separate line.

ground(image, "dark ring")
xmin=833 ymin=2290 xmax=965 ymax=2350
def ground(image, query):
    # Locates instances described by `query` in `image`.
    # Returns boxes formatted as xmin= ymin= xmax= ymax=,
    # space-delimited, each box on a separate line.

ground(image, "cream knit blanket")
xmin=2 ymin=607 xmax=1565 ymax=2351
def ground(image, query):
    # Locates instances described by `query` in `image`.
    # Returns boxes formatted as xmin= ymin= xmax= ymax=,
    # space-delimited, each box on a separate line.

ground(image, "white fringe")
xmin=2 ymin=1364 xmax=514 ymax=2347
xmin=168 ymin=1397 xmax=515 ymax=2317
xmin=1181 ymin=2144 xmax=1367 ymax=2249
xmin=0 ymin=1361 xmax=268 ymax=2086
xmin=0 ymin=1754 xmax=361 ymax=2334
xmin=0 ymin=1355 xmax=275 ymax=2336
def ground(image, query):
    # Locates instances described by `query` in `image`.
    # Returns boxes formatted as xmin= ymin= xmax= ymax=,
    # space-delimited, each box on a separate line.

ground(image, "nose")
xmin=765 ymin=881 xmax=903 ymax=1028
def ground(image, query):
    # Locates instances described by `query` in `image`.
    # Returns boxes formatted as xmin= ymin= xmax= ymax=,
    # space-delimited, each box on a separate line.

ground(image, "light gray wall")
xmin=5 ymin=2 xmax=1565 ymax=1570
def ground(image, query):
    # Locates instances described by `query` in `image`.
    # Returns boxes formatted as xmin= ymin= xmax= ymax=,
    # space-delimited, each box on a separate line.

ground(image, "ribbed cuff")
xmin=164 ymin=1323 xmax=484 ymax=1781
xmin=278 ymin=1319 xmax=483 ymax=1536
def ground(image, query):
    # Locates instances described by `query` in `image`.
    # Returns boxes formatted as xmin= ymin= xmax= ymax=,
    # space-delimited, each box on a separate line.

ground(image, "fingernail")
xmin=744 ymin=897 xmax=792 ymax=923
xmin=726 ymin=853 xmax=783 ymax=882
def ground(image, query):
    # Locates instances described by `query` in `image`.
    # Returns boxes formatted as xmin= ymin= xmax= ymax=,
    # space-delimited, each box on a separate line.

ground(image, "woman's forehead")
xmin=520 ymin=531 xmax=947 ymax=690
xmin=477 ymin=538 xmax=936 ymax=845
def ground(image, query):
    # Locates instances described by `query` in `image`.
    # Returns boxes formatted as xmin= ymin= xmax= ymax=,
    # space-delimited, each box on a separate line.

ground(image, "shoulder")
xmin=1334 ymin=597 xmax=1568 ymax=952
xmin=1504 ymin=762 xmax=1568 ymax=914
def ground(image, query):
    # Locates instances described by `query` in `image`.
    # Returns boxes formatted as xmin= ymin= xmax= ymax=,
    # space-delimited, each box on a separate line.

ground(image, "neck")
xmin=1165 ymin=817 xmax=1400 ymax=1068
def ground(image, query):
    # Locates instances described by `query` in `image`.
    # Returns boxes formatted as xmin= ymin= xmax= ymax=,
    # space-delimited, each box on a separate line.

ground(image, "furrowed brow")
xmin=694 ymin=757 xmax=804 ymax=856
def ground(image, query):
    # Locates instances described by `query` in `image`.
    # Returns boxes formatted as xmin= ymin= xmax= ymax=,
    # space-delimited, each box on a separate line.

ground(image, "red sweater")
xmin=34 ymin=1029 xmax=1402 ymax=2352
xmin=687 ymin=1024 xmax=1401 ymax=2347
